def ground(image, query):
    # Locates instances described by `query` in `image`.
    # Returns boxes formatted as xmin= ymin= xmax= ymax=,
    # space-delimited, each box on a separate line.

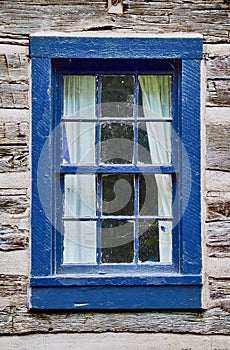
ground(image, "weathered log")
xmin=0 ymin=274 xmax=28 ymax=297
xmin=0 ymin=145 xmax=28 ymax=172
xmin=0 ymin=306 xmax=227 ymax=335
xmin=0 ymin=190 xmax=29 ymax=215
xmin=209 ymin=277 xmax=230 ymax=300
xmin=207 ymin=80 xmax=230 ymax=107
xmin=0 ymin=53 xmax=28 ymax=82
xmin=206 ymin=170 xmax=230 ymax=192
xmin=0 ymin=1 xmax=229 ymax=42
xmin=206 ymin=221 xmax=230 ymax=258
xmin=205 ymin=55 xmax=230 ymax=79
xmin=0 ymin=122 xmax=29 ymax=144
xmin=0 ymin=225 xmax=29 ymax=251
xmin=0 ymin=82 xmax=29 ymax=108
xmin=206 ymin=191 xmax=230 ymax=221
xmin=206 ymin=124 xmax=230 ymax=171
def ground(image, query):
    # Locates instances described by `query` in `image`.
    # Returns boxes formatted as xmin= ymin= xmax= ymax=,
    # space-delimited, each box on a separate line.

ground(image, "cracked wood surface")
xmin=0 ymin=0 xmax=229 ymax=42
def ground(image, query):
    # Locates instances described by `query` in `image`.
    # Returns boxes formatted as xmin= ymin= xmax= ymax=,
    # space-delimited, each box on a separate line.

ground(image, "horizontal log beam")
xmin=206 ymin=221 xmax=230 ymax=258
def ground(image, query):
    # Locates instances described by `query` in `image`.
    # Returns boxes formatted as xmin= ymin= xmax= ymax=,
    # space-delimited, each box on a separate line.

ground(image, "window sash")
xmin=55 ymin=67 xmax=179 ymax=272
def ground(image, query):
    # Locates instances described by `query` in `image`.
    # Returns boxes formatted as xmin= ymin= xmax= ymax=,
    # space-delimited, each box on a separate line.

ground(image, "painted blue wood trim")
xmin=54 ymin=58 xmax=176 ymax=75
xmin=181 ymin=60 xmax=201 ymax=275
xmin=30 ymin=37 xmax=203 ymax=59
xmin=31 ymin=274 xmax=201 ymax=287
xmin=30 ymin=284 xmax=202 ymax=310
xmin=60 ymin=165 xmax=175 ymax=174
xmin=31 ymin=58 xmax=53 ymax=276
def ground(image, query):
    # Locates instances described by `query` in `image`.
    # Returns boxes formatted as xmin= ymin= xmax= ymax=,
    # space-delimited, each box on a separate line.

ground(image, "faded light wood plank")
xmin=206 ymin=124 xmax=230 ymax=171
xmin=206 ymin=221 xmax=230 ymax=258
xmin=206 ymin=191 xmax=230 ymax=222
xmin=207 ymin=80 xmax=230 ymax=107
xmin=6 ymin=306 xmax=230 ymax=335
xmin=0 ymin=189 xmax=29 ymax=215
xmin=0 ymin=122 xmax=29 ymax=144
xmin=0 ymin=224 xmax=29 ymax=251
xmin=0 ymin=145 xmax=29 ymax=172
xmin=209 ymin=277 xmax=230 ymax=301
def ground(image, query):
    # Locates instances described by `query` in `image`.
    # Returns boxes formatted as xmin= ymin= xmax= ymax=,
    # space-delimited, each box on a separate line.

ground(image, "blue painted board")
xmin=30 ymin=37 xmax=203 ymax=59
xmin=31 ymin=285 xmax=202 ymax=310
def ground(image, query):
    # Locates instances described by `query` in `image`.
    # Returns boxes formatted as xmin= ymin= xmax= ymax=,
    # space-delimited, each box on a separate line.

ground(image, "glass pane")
xmin=102 ymin=174 xmax=134 ymax=216
xmin=139 ymin=174 xmax=172 ymax=217
xmin=139 ymin=174 xmax=158 ymax=216
xmin=139 ymin=220 xmax=159 ymax=263
xmin=138 ymin=122 xmax=171 ymax=164
xmin=63 ymin=221 xmax=97 ymax=264
xmin=101 ymin=220 xmax=134 ymax=263
xmin=101 ymin=75 xmax=134 ymax=118
xmin=138 ymin=75 xmax=171 ymax=119
xmin=101 ymin=122 xmax=134 ymax=164
xmin=64 ymin=174 xmax=96 ymax=217
xmin=63 ymin=75 xmax=96 ymax=118
xmin=62 ymin=122 xmax=96 ymax=164
xmin=158 ymin=220 xmax=172 ymax=263
xmin=156 ymin=174 xmax=172 ymax=217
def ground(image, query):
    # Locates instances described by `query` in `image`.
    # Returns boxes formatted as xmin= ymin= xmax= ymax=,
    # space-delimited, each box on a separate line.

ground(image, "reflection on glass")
xmin=63 ymin=75 xmax=96 ymax=118
xmin=62 ymin=122 xmax=96 ymax=164
xmin=101 ymin=220 xmax=134 ymax=263
xmin=100 ymin=122 xmax=134 ymax=164
xmin=64 ymin=174 xmax=96 ymax=217
xmin=139 ymin=174 xmax=172 ymax=217
xmin=101 ymin=75 xmax=134 ymax=118
xmin=139 ymin=174 xmax=158 ymax=216
xmin=138 ymin=122 xmax=171 ymax=165
xmin=63 ymin=221 xmax=97 ymax=264
xmin=139 ymin=220 xmax=159 ymax=262
xmin=158 ymin=220 xmax=172 ymax=263
xmin=102 ymin=174 xmax=134 ymax=216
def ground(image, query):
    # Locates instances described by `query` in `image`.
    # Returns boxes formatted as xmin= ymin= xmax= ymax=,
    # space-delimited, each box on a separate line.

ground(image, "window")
xmin=30 ymin=34 xmax=202 ymax=309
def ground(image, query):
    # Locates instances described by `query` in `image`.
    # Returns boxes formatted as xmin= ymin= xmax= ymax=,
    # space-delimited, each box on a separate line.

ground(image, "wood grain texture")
xmin=0 ymin=224 xmax=29 ymax=251
xmin=0 ymin=53 xmax=29 ymax=108
xmin=206 ymin=221 xmax=230 ymax=258
xmin=0 ymin=189 xmax=29 ymax=215
xmin=206 ymin=124 xmax=230 ymax=171
xmin=0 ymin=274 xmax=28 ymax=297
xmin=205 ymin=55 xmax=230 ymax=79
xmin=0 ymin=0 xmax=229 ymax=42
xmin=209 ymin=278 xmax=230 ymax=300
xmin=206 ymin=192 xmax=230 ymax=222
xmin=0 ymin=53 xmax=28 ymax=82
xmin=207 ymin=79 xmax=230 ymax=107
xmin=0 ymin=145 xmax=29 ymax=172
xmin=0 ymin=305 xmax=229 ymax=335
xmin=0 ymin=122 xmax=29 ymax=144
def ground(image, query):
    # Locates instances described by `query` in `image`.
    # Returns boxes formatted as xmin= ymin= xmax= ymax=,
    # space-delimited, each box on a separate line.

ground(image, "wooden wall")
xmin=0 ymin=1 xmax=229 ymax=348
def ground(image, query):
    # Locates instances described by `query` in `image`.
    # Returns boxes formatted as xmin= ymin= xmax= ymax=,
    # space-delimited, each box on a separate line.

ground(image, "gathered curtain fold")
xmin=63 ymin=76 xmax=96 ymax=263
xmin=139 ymin=75 xmax=172 ymax=262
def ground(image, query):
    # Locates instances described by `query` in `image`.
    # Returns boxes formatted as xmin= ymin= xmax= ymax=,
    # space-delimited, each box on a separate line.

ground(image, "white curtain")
xmin=139 ymin=76 xmax=172 ymax=262
xmin=63 ymin=76 xmax=97 ymax=264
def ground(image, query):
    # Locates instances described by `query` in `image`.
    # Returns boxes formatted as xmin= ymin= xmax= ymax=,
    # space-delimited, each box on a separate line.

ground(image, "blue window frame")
xmin=30 ymin=34 xmax=202 ymax=310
